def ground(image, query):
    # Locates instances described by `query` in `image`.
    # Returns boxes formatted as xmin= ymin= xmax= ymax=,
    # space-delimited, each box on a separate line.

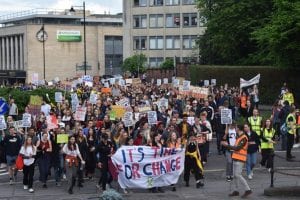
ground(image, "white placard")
xmin=0 ymin=115 xmax=6 ymax=130
xmin=187 ymin=117 xmax=195 ymax=126
xmin=182 ymin=80 xmax=191 ymax=91
xmin=123 ymin=112 xmax=134 ymax=127
xmin=22 ymin=113 xmax=32 ymax=128
xmin=173 ymin=79 xmax=180 ymax=87
xmin=163 ymin=78 xmax=168 ymax=84
xmin=74 ymin=106 xmax=87 ymax=121
xmin=221 ymin=108 xmax=232 ymax=124
xmin=211 ymin=79 xmax=216 ymax=86
xmin=204 ymin=80 xmax=209 ymax=86
xmin=110 ymin=78 xmax=116 ymax=85
xmin=55 ymin=92 xmax=63 ymax=103
xmin=157 ymin=79 xmax=162 ymax=86
xmin=147 ymin=111 xmax=157 ymax=125
xmin=159 ymin=98 xmax=168 ymax=109
xmin=85 ymin=81 xmax=93 ymax=87
xmin=89 ymin=93 xmax=98 ymax=104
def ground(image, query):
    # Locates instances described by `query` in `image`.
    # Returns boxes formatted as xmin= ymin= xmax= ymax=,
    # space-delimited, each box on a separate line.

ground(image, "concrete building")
xmin=0 ymin=9 xmax=123 ymax=84
xmin=123 ymin=0 xmax=206 ymax=68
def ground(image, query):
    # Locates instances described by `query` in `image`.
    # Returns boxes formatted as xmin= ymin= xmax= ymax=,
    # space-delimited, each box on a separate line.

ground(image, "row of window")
xmin=133 ymin=35 xmax=197 ymax=50
xmin=149 ymin=56 xmax=197 ymax=67
xmin=133 ymin=13 xmax=205 ymax=28
xmin=134 ymin=0 xmax=195 ymax=7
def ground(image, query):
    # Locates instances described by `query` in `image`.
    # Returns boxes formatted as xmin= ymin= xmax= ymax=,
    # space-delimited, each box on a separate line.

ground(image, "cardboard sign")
xmin=111 ymin=105 xmax=126 ymax=119
xmin=221 ymin=108 xmax=232 ymax=124
xmin=101 ymin=87 xmax=112 ymax=94
xmin=157 ymin=79 xmax=162 ymax=86
xmin=163 ymin=78 xmax=168 ymax=84
xmin=55 ymin=92 xmax=63 ymax=103
xmin=74 ymin=106 xmax=87 ymax=121
xmin=57 ymin=134 xmax=69 ymax=144
xmin=0 ymin=115 xmax=6 ymax=130
xmin=190 ymin=86 xmax=210 ymax=99
xmin=147 ymin=111 xmax=157 ymax=125
xmin=22 ymin=113 xmax=32 ymax=128
xmin=47 ymin=115 xmax=58 ymax=130
xmin=89 ymin=93 xmax=98 ymax=104
xmin=132 ymin=78 xmax=142 ymax=85
xmin=123 ymin=112 xmax=134 ymax=127
xmin=182 ymin=80 xmax=191 ymax=91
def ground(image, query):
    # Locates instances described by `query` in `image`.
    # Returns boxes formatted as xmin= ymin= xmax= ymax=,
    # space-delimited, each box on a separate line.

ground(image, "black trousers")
xmin=286 ymin=134 xmax=295 ymax=158
xmin=23 ymin=164 xmax=35 ymax=188
xmin=260 ymin=149 xmax=274 ymax=169
xmin=184 ymin=156 xmax=203 ymax=183
xmin=98 ymin=162 xmax=112 ymax=190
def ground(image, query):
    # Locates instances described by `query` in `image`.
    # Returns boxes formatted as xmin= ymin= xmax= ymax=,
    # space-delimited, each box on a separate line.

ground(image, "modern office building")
xmin=0 ymin=9 xmax=123 ymax=84
xmin=123 ymin=0 xmax=206 ymax=68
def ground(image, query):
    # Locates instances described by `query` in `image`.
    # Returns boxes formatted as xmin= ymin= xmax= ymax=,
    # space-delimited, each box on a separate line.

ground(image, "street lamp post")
xmin=70 ymin=1 xmax=87 ymax=75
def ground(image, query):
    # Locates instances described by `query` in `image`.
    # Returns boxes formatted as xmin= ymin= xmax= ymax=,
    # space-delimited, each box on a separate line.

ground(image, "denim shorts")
xmin=6 ymin=155 xmax=17 ymax=167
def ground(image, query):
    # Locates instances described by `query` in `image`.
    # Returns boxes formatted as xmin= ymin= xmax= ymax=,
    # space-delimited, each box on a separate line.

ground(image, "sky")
xmin=0 ymin=0 xmax=123 ymax=16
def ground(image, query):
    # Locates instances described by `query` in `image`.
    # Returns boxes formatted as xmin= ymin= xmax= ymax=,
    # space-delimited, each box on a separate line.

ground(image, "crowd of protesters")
xmin=0 ymin=76 xmax=299 ymax=198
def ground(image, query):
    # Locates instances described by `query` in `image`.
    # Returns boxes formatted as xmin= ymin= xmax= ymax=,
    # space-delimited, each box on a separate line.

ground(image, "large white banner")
xmin=240 ymin=74 xmax=260 ymax=88
xmin=112 ymin=146 xmax=185 ymax=189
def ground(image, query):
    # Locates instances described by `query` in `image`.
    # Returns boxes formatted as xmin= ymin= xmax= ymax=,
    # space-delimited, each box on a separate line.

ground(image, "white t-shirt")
xmin=19 ymin=146 xmax=36 ymax=166
xmin=63 ymin=143 xmax=81 ymax=157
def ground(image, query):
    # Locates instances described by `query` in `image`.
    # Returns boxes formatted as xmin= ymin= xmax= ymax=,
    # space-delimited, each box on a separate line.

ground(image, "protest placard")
xmin=138 ymin=106 xmax=152 ymax=113
xmin=109 ymin=110 xmax=116 ymax=121
xmin=71 ymin=93 xmax=78 ymax=102
xmin=110 ymin=78 xmax=116 ymax=85
xmin=89 ymin=93 xmax=98 ymax=104
xmin=13 ymin=120 xmax=23 ymax=129
xmin=32 ymin=73 xmax=39 ymax=85
xmin=22 ymin=113 xmax=32 ymax=127
xmin=147 ymin=111 xmax=157 ymax=125
xmin=125 ymin=79 xmax=133 ymax=85
xmin=211 ymin=79 xmax=216 ymax=86
xmin=187 ymin=117 xmax=195 ymax=126
xmin=221 ymin=108 xmax=232 ymax=124
xmin=101 ymin=87 xmax=112 ymax=94
xmin=85 ymin=81 xmax=93 ymax=87
xmin=173 ymin=79 xmax=180 ymax=87
xmin=132 ymin=78 xmax=142 ymax=85
xmin=123 ymin=112 xmax=134 ymax=127
xmin=82 ymin=75 xmax=93 ymax=82
xmin=157 ymin=79 xmax=162 ymax=86
xmin=204 ymin=80 xmax=209 ymax=86
xmin=163 ymin=78 xmax=168 ymax=84
xmin=111 ymin=105 xmax=126 ymax=119
xmin=111 ymin=146 xmax=185 ymax=189
xmin=182 ymin=80 xmax=190 ymax=91
xmin=55 ymin=92 xmax=63 ymax=103
xmin=190 ymin=86 xmax=210 ymax=99
xmin=117 ymin=98 xmax=130 ymax=107
xmin=57 ymin=134 xmax=69 ymax=144
xmin=159 ymin=98 xmax=168 ymax=109
xmin=28 ymin=95 xmax=43 ymax=116
xmin=0 ymin=115 xmax=6 ymax=130
xmin=47 ymin=115 xmax=58 ymax=130
xmin=74 ymin=106 xmax=87 ymax=121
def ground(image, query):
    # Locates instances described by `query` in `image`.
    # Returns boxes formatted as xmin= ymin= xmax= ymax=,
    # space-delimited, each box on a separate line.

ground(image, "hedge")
xmin=189 ymin=65 xmax=300 ymax=105
xmin=0 ymin=87 xmax=67 ymax=114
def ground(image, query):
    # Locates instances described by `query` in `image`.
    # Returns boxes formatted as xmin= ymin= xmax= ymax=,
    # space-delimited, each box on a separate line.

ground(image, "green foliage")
xmin=0 ymin=87 xmax=67 ymax=114
xmin=252 ymin=0 xmax=300 ymax=68
xmin=122 ymin=54 xmax=147 ymax=75
xmin=160 ymin=58 xmax=174 ymax=69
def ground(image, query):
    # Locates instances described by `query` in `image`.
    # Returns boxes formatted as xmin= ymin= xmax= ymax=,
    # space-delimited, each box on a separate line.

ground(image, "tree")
xmin=197 ymin=0 xmax=274 ymax=65
xmin=122 ymin=54 xmax=147 ymax=75
xmin=160 ymin=58 xmax=174 ymax=69
xmin=252 ymin=0 xmax=300 ymax=67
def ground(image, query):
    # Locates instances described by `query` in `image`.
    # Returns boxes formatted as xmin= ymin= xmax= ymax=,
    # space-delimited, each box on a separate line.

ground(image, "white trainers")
xmin=62 ymin=174 xmax=67 ymax=180
xmin=24 ymin=185 xmax=29 ymax=190
xmin=9 ymin=179 xmax=13 ymax=185
xmin=28 ymin=188 xmax=34 ymax=193
xmin=248 ymin=174 xmax=253 ymax=180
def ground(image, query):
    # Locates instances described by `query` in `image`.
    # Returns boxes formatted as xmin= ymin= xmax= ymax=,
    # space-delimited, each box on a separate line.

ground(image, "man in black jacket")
xmin=3 ymin=127 xmax=21 ymax=185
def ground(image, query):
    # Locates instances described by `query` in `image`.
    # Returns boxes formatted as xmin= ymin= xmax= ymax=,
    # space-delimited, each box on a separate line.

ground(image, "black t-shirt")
xmin=4 ymin=134 xmax=22 ymax=156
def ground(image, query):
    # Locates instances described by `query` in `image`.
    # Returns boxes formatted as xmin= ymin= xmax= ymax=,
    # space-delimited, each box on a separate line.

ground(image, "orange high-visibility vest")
xmin=232 ymin=134 xmax=248 ymax=162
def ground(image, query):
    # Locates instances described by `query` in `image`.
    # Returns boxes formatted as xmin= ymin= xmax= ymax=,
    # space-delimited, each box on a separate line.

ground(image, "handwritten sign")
xmin=147 ymin=111 xmax=157 ymax=125
xmin=74 ymin=106 xmax=87 ymax=121
xmin=57 ymin=134 xmax=69 ymax=144
xmin=163 ymin=78 xmax=168 ymax=84
xmin=221 ymin=108 xmax=232 ymax=125
xmin=123 ymin=112 xmax=134 ymax=127
xmin=47 ymin=115 xmax=58 ymax=130
xmin=182 ymin=81 xmax=190 ymax=91
xmin=159 ymin=98 xmax=168 ymax=109
xmin=55 ymin=92 xmax=63 ymax=103
xmin=157 ymin=79 xmax=162 ymax=86
xmin=89 ymin=93 xmax=98 ymax=104
xmin=173 ymin=79 xmax=179 ymax=87
xmin=111 ymin=146 xmax=185 ymax=189
xmin=22 ymin=113 xmax=32 ymax=128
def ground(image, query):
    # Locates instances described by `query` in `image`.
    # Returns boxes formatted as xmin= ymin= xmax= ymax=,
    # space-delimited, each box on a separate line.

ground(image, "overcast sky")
xmin=0 ymin=0 xmax=123 ymax=16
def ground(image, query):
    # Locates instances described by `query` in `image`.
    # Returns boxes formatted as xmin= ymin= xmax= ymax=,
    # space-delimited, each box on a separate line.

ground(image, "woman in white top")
xmin=63 ymin=135 xmax=85 ymax=194
xmin=223 ymin=122 xmax=237 ymax=182
xmin=19 ymin=137 xmax=36 ymax=193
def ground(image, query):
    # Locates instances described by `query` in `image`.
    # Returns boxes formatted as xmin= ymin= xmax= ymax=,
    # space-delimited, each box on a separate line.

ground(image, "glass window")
xmin=183 ymin=13 xmax=197 ymax=27
xmin=133 ymin=15 xmax=147 ymax=28
xmin=149 ymin=36 xmax=164 ymax=49
xmin=134 ymin=0 xmax=147 ymax=6
xmin=165 ymin=0 xmax=180 ymax=5
xmin=166 ymin=13 xmax=180 ymax=27
xmin=133 ymin=36 xmax=147 ymax=50
xmin=182 ymin=35 xmax=197 ymax=49
xmin=149 ymin=14 xmax=164 ymax=28
xmin=166 ymin=36 xmax=180 ymax=49
xmin=149 ymin=57 xmax=164 ymax=68
xmin=149 ymin=0 xmax=164 ymax=6
xmin=182 ymin=0 xmax=195 ymax=5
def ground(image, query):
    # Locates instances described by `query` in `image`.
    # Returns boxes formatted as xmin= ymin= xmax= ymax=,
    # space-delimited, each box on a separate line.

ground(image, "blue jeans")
xmin=246 ymin=152 xmax=257 ymax=176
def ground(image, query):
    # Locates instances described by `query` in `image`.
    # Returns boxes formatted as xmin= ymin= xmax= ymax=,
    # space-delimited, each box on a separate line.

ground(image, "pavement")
xmin=0 ymin=141 xmax=299 ymax=200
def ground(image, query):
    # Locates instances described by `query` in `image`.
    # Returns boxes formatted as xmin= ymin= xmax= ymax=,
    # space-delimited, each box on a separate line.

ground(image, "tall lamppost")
xmin=70 ymin=1 xmax=87 ymax=75
xmin=36 ymin=24 xmax=48 ymax=80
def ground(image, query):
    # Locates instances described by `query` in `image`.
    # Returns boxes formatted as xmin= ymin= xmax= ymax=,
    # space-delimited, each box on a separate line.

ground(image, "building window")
xmin=183 ymin=57 xmax=197 ymax=63
xmin=182 ymin=0 xmax=195 ymax=5
xmin=149 ymin=57 xmax=164 ymax=68
xmin=166 ymin=36 xmax=180 ymax=49
xmin=165 ymin=0 xmax=180 ymax=5
xmin=149 ymin=0 xmax=164 ymax=6
xmin=183 ymin=13 xmax=197 ymax=27
xmin=133 ymin=15 xmax=147 ymax=28
xmin=149 ymin=36 xmax=164 ymax=49
xmin=133 ymin=36 xmax=147 ymax=50
xmin=149 ymin=14 xmax=164 ymax=28
xmin=166 ymin=13 xmax=180 ymax=27
xmin=182 ymin=35 xmax=197 ymax=49
xmin=134 ymin=0 xmax=147 ymax=7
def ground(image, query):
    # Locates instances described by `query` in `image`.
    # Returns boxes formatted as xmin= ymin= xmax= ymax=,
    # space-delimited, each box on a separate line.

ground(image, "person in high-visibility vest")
xmin=286 ymin=107 xmax=297 ymax=161
xmin=296 ymin=109 xmax=300 ymax=145
xmin=222 ymin=125 xmax=252 ymax=198
xmin=248 ymin=109 xmax=262 ymax=136
xmin=260 ymin=119 xmax=276 ymax=171
xmin=282 ymin=88 xmax=294 ymax=106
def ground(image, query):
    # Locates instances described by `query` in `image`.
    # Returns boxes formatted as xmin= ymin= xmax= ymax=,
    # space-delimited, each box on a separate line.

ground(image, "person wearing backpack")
xmin=286 ymin=107 xmax=297 ymax=161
